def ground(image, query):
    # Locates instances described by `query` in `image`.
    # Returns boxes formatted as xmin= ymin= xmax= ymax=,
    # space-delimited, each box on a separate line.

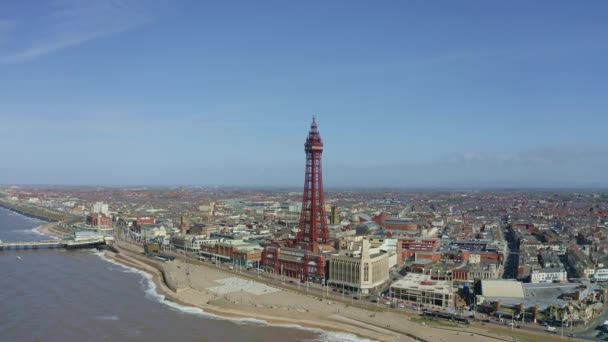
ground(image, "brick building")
xmin=262 ymin=242 xmax=330 ymax=281
xmin=134 ymin=216 xmax=155 ymax=226
xmin=199 ymin=240 xmax=263 ymax=266
xmin=86 ymin=213 xmax=112 ymax=227
xmin=396 ymin=237 xmax=441 ymax=264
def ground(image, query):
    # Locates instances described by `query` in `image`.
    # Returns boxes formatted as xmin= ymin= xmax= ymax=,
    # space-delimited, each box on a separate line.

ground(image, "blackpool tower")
xmin=296 ymin=117 xmax=330 ymax=247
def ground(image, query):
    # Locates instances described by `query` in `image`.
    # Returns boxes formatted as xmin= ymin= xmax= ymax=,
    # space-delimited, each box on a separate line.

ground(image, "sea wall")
xmin=0 ymin=201 xmax=57 ymax=222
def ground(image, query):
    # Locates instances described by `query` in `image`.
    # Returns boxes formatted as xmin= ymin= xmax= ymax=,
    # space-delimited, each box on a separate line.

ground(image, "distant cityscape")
xmin=1 ymin=119 xmax=608 ymax=341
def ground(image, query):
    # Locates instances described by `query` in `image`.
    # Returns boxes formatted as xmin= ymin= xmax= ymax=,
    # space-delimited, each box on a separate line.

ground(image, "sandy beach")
xmin=35 ymin=225 xmax=576 ymax=342
xmin=36 ymin=221 xmax=69 ymax=239
xmin=107 ymin=240 xmax=575 ymax=342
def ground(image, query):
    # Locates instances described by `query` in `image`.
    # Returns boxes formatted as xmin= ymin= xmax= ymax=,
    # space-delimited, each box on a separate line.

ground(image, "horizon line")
xmin=2 ymin=183 xmax=608 ymax=192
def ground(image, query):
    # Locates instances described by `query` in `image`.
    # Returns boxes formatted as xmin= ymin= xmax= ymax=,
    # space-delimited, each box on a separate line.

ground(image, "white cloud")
xmin=458 ymin=147 xmax=595 ymax=165
xmin=0 ymin=0 xmax=167 ymax=63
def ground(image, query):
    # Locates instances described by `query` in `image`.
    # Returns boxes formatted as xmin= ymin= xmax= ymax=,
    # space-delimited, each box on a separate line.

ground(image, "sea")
xmin=0 ymin=207 xmax=368 ymax=342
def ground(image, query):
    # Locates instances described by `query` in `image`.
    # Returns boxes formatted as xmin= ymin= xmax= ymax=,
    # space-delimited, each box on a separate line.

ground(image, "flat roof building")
xmin=390 ymin=273 xmax=454 ymax=310
xmin=480 ymin=280 xmax=525 ymax=299
xmin=530 ymin=267 xmax=567 ymax=283
xmin=200 ymin=239 xmax=264 ymax=266
xmin=328 ymin=238 xmax=389 ymax=294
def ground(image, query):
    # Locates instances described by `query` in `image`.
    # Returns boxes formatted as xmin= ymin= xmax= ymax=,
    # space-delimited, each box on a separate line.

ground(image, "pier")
xmin=0 ymin=238 xmax=106 ymax=251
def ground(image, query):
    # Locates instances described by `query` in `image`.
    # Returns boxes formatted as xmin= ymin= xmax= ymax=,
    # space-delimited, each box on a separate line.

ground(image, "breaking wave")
xmin=92 ymin=250 xmax=375 ymax=342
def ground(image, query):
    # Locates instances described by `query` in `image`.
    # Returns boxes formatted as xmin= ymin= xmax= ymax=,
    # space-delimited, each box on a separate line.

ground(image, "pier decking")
xmin=0 ymin=238 xmax=106 ymax=251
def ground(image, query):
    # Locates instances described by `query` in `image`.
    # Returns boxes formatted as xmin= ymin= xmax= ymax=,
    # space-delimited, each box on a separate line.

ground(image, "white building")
xmin=199 ymin=202 xmax=215 ymax=213
xmin=171 ymin=235 xmax=209 ymax=251
xmin=431 ymin=220 xmax=445 ymax=229
xmin=390 ymin=273 xmax=454 ymax=309
xmin=74 ymin=231 xmax=104 ymax=242
xmin=469 ymin=254 xmax=481 ymax=264
xmin=530 ymin=268 xmax=567 ymax=283
xmin=280 ymin=202 xmax=302 ymax=213
xmin=92 ymin=202 xmax=109 ymax=216
xmin=593 ymin=268 xmax=608 ymax=281
xmin=62 ymin=201 xmax=76 ymax=208
xmin=373 ymin=237 xmax=398 ymax=268
xmin=583 ymin=268 xmax=596 ymax=279
xmin=141 ymin=224 xmax=168 ymax=240
xmin=329 ymin=238 xmax=389 ymax=294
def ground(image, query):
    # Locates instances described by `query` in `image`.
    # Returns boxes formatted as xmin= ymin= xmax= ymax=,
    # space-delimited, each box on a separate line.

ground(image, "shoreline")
xmin=35 ymin=221 xmax=69 ymax=239
xmin=104 ymin=241 xmax=523 ymax=342
xmin=33 ymin=225 xmax=390 ymax=341
xmin=105 ymin=244 xmax=401 ymax=342
xmin=17 ymin=216 xmax=580 ymax=342
xmin=0 ymin=201 xmax=64 ymax=222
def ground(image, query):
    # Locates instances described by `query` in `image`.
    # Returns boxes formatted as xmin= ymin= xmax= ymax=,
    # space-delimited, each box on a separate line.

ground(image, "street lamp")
xmin=511 ymin=313 xmax=514 ymax=331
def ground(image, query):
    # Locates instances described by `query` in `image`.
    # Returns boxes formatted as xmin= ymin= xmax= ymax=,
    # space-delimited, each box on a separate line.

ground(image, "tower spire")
xmin=297 ymin=117 xmax=329 ymax=248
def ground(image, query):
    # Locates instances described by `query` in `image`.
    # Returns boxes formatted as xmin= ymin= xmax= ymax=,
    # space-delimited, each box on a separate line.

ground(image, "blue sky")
xmin=1 ymin=1 xmax=607 ymax=187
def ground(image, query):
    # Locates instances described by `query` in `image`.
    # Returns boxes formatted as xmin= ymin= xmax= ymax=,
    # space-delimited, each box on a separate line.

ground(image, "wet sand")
xmin=36 ymin=221 xmax=69 ymax=238
xmin=38 ymin=226 xmax=576 ymax=342
xmin=107 ymin=241 xmax=541 ymax=342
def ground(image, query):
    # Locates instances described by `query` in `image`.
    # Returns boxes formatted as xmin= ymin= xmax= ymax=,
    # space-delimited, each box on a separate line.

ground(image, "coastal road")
xmin=501 ymin=217 xmax=519 ymax=280
xmin=575 ymin=304 xmax=608 ymax=340
xmin=117 ymin=235 xmax=593 ymax=342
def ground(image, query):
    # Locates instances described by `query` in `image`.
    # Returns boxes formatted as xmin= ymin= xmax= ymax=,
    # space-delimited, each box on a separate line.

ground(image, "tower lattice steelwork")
xmin=297 ymin=117 xmax=329 ymax=247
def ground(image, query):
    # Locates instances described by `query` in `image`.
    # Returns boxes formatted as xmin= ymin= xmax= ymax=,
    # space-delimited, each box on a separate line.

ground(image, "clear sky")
xmin=1 ymin=1 xmax=607 ymax=187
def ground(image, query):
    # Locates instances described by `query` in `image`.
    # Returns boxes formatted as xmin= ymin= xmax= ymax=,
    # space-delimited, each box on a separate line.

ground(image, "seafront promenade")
xmin=1 ymin=202 xmax=587 ymax=342
xmin=0 ymin=200 xmax=73 ymax=223
xmin=110 ymin=237 xmax=576 ymax=342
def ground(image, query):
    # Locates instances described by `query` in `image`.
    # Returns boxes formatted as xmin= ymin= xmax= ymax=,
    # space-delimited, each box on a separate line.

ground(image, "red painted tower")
xmin=297 ymin=117 xmax=329 ymax=247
